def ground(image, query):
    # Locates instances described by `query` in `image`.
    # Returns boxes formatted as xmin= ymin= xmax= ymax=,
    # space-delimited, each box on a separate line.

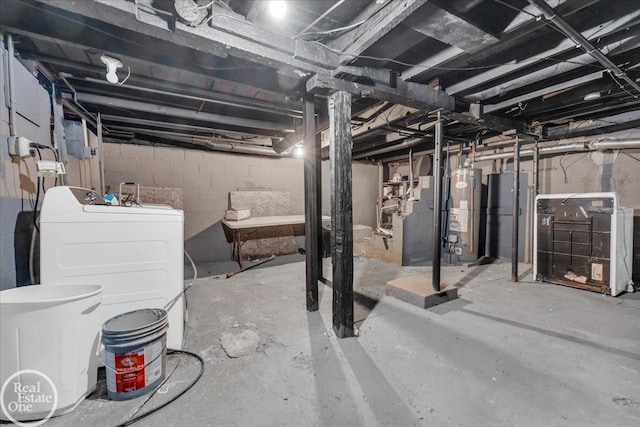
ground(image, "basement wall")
xmin=0 ymin=43 xmax=100 ymax=289
xmin=103 ymin=144 xmax=380 ymax=263
xmin=470 ymin=139 xmax=640 ymax=262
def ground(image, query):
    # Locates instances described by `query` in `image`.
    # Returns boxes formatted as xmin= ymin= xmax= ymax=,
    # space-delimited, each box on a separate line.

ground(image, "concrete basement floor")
xmin=42 ymin=255 xmax=640 ymax=427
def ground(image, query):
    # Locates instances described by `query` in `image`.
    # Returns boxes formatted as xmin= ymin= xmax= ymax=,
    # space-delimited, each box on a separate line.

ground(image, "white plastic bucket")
xmin=0 ymin=284 xmax=103 ymax=422
xmin=102 ymin=309 xmax=168 ymax=401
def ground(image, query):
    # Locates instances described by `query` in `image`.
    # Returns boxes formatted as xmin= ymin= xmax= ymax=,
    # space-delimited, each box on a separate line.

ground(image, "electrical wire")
xmin=311 ymin=40 xmax=606 ymax=71
xmin=623 ymin=152 xmax=640 ymax=162
xmin=33 ymin=148 xmax=42 ymax=233
xmin=297 ymin=20 xmax=366 ymax=38
xmin=118 ymin=251 xmax=200 ymax=426
xmin=115 ymin=349 xmax=205 ymax=427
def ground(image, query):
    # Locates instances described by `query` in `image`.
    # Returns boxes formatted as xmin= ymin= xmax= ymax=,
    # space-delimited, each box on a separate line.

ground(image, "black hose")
xmin=115 ymin=349 xmax=205 ymax=427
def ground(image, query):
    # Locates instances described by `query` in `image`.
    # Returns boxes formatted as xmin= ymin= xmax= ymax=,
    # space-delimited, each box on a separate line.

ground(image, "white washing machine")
xmin=40 ymin=186 xmax=184 ymax=351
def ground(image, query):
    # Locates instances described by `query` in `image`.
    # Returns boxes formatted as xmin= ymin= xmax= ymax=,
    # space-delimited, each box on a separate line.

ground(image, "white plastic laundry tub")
xmin=0 ymin=284 xmax=103 ymax=422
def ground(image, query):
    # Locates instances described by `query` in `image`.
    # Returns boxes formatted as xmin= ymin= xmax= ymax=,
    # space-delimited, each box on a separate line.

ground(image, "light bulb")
xmin=106 ymin=70 xmax=118 ymax=84
xmin=101 ymin=55 xmax=123 ymax=84
xmin=583 ymin=92 xmax=601 ymax=101
xmin=269 ymin=1 xmax=287 ymax=19
xmin=294 ymin=145 xmax=304 ymax=158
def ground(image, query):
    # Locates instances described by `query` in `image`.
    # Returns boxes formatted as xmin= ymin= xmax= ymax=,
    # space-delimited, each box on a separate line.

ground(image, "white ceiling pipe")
xmin=589 ymin=139 xmax=640 ymax=150
xmin=473 ymin=139 xmax=640 ymax=162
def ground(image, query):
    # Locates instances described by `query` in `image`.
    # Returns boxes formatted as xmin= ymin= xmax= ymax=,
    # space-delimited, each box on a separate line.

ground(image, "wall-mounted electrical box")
xmin=534 ymin=193 xmax=633 ymax=296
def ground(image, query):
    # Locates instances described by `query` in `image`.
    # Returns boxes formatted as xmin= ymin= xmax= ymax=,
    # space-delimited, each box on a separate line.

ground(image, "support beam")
xmin=329 ymin=91 xmax=354 ymax=338
xmin=308 ymin=73 xmax=455 ymax=113
xmin=512 ymin=137 xmax=521 ymax=282
xmin=69 ymin=92 xmax=295 ymax=133
xmin=307 ymin=74 xmax=524 ymax=134
xmin=27 ymin=0 xmax=338 ymax=74
xmin=330 ymin=0 xmax=427 ymax=64
xmin=304 ymin=92 xmax=320 ymax=312
xmin=432 ymin=111 xmax=443 ymax=292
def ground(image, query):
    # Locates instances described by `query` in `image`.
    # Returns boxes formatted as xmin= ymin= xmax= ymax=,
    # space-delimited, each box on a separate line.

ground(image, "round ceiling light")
xmin=583 ymin=92 xmax=601 ymax=101
xmin=268 ymin=1 xmax=287 ymax=19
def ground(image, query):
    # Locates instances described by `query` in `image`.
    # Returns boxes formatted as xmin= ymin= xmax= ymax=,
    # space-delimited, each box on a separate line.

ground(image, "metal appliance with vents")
xmin=534 ymin=193 xmax=633 ymax=296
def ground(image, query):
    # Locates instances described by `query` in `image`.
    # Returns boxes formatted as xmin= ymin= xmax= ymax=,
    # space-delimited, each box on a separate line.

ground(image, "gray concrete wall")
xmin=0 ymin=44 xmax=99 ymax=289
xmin=104 ymin=145 xmax=381 ymax=262
xmin=321 ymin=160 xmax=380 ymax=230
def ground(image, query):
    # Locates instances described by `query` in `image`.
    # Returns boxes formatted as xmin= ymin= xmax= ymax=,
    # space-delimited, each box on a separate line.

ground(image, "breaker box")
xmin=534 ymin=193 xmax=633 ymax=296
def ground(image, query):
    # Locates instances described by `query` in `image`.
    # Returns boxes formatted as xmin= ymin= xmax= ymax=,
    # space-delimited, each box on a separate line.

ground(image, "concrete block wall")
xmin=0 ymin=44 xmax=100 ymax=289
xmin=104 ymin=144 xmax=380 ymax=263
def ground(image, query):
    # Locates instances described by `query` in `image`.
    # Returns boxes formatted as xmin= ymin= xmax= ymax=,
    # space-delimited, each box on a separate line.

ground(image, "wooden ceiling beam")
xmin=329 ymin=0 xmax=428 ymax=65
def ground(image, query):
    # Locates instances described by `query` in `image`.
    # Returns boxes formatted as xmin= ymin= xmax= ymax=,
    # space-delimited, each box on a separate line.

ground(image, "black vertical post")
xmin=531 ymin=141 xmax=539 ymax=268
xmin=329 ymin=91 xmax=354 ymax=338
xmin=432 ymin=111 xmax=443 ymax=292
xmin=304 ymin=92 xmax=319 ymax=311
xmin=533 ymin=141 xmax=539 ymax=197
xmin=511 ymin=136 xmax=521 ymax=282
xmin=316 ymin=131 xmax=324 ymax=278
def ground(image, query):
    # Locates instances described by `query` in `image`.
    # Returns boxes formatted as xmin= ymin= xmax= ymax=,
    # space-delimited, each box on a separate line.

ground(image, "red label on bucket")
xmin=105 ymin=340 xmax=164 ymax=396
xmin=114 ymin=350 xmax=146 ymax=392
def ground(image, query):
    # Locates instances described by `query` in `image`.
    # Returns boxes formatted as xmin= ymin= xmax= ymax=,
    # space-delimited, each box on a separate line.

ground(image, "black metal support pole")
xmin=303 ymin=92 xmax=319 ymax=312
xmin=432 ymin=111 xmax=443 ymax=292
xmin=329 ymin=91 xmax=354 ymax=338
xmin=531 ymin=141 xmax=539 ymax=267
xmin=533 ymin=141 xmax=539 ymax=197
xmin=511 ymin=136 xmax=521 ymax=282
xmin=316 ymin=131 xmax=324 ymax=278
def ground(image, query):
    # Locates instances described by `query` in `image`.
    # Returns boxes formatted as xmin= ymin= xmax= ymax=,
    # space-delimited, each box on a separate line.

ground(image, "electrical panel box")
xmin=534 ymin=193 xmax=633 ymax=296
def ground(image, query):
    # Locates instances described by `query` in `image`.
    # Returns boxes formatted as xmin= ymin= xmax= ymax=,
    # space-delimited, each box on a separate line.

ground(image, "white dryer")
xmin=40 ymin=186 xmax=184 ymax=351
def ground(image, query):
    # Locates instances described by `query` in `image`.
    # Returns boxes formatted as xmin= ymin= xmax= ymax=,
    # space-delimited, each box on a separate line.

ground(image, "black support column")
xmin=304 ymin=92 xmax=320 ymax=311
xmin=432 ymin=111 xmax=443 ymax=291
xmin=511 ymin=136 xmax=521 ymax=282
xmin=329 ymin=91 xmax=354 ymax=338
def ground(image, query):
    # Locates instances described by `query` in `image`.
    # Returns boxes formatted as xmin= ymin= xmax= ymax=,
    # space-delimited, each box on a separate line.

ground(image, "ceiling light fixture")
xmin=583 ymin=92 xmax=601 ymax=101
xmin=294 ymin=144 xmax=304 ymax=158
xmin=100 ymin=55 xmax=123 ymax=84
xmin=268 ymin=1 xmax=287 ymax=19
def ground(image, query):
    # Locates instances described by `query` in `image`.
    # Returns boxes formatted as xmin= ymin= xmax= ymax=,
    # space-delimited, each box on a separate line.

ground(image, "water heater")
xmin=447 ymin=167 xmax=482 ymax=262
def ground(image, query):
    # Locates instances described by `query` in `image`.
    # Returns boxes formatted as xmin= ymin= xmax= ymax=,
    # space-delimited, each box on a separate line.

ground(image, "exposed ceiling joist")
xmin=405 ymin=0 xmax=599 ymax=83
xmin=69 ymin=92 xmax=296 ymax=134
xmin=30 ymin=0 xmax=338 ymax=75
xmin=403 ymin=3 xmax=498 ymax=53
xmin=483 ymin=71 xmax=605 ymax=114
xmin=446 ymin=8 xmax=640 ymax=96
xmin=330 ymin=0 xmax=428 ymax=65
xmin=0 ymin=16 xmax=296 ymax=102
